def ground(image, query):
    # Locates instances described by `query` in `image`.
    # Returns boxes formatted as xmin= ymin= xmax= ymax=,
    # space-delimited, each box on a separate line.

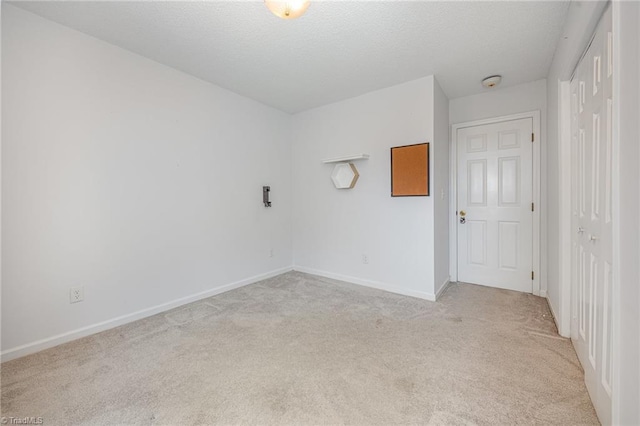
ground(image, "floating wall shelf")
xmin=322 ymin=154 xmax=370 ymax=164
xmin=322 ymin=154 xmax=368 ymax=189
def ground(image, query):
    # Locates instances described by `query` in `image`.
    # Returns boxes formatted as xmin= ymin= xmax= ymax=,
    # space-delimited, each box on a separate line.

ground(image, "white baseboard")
xmin=293 ymin=266 xmax=437 ymax=301
xmin=435 ymin=277 xmax=451 ymax=300
xmin=546 ymin=294 xmax=570 ymax=338
xmin=1 ymin=266 xmax=294 ymax=362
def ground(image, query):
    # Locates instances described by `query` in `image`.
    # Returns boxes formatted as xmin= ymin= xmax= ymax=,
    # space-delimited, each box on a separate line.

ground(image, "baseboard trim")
xmin=293 ymin=266 xmax=436 ymax=302
xmin=435 ymin=277 xmax=451 ymax=300
xmin=546 ymin=295 xmax=570 ymax=338
xmin=1 ymin=266 xmax=294 ymax=362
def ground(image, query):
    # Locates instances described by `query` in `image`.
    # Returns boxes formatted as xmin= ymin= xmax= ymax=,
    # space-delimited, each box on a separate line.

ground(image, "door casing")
xmin=450 ymin=111 xmax=542 ymax=296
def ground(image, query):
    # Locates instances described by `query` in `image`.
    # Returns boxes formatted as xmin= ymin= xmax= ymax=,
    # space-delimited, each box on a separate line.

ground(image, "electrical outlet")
xmin=70 ymin=286 xmax=84 ymax=304
xmin=362 ymin=254 xmax=369 ymax=264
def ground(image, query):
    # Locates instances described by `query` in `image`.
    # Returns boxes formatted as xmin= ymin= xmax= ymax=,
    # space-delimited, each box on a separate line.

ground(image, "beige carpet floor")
xmin=1 ymin=272 xmax=598 ymax=425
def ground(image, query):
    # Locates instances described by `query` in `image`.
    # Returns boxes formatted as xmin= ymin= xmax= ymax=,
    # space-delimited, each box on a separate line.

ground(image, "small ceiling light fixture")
xmin=481 ymin=75 xmax=502 ymax=88
xmin=265 ymin=0 xmax=310 ymax=19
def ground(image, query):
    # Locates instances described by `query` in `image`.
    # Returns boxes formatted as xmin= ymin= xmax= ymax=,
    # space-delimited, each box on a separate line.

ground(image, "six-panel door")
xmin=457 ymin=118 xmax=533 ymax=293
xmin=570 ymin=5 xmax=613 ymax=423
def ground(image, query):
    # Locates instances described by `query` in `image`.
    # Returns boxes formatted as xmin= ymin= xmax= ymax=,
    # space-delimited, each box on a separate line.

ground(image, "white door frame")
xmin=450 ymin=111 xmax=542 ymax=296
xmin=557 ymin=81 xmax=573 ymax=338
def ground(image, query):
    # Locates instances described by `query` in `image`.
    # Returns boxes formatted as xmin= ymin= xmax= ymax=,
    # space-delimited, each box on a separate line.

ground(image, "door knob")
xmin=459 ymin=210 xmax=466 ymax=217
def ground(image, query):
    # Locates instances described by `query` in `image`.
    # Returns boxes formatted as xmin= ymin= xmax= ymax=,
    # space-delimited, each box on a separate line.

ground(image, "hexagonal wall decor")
xmin=331 ymin=162 xmax=360 ymax=189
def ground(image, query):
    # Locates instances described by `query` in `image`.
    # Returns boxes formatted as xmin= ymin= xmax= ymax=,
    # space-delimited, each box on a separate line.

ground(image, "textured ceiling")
xmin=9 ymin=1 xmax=570 ymax=113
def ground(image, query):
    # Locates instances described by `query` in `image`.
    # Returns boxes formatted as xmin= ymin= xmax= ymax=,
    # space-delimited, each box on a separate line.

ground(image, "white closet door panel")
xmin=570 ymin=6 xmax=613 ymax=423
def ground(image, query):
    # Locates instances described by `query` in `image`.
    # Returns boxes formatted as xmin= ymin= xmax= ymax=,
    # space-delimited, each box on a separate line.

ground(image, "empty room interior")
xmin=1 ymin=0 xmax=639 ymax=424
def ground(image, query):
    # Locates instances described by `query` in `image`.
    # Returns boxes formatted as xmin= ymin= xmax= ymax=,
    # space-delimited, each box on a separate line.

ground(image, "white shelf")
xmin=322 ymin=154 xmax=370 ymax=164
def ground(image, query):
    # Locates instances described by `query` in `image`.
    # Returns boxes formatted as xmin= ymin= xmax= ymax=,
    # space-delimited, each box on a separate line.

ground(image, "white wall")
xmin=546 ymin=0 xmax=609 ymax=338
xmin=433 ymin=79 xmax=450 ymax=295
xmin=612 ymin=1 xmax=640 ymax=423
xmin=546 ymin=76 xmax=566 ymax=333
xmin=1 ymin=5 xmax=293 ymax=359
xmin=291 ymin=76 xmax=440 ymax=300
xmin=544 ymin=1 xmax=639 ymax=422
xmin=0 ymin=3 xmax=3 ymax=358
xmin=450 ymin=79 xmax=547 ymax=126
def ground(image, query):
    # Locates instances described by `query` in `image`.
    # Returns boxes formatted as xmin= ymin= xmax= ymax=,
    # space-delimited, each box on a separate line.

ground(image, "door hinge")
xmin=531 ymin=271 xmax=535 ymax=280
xmin=531 ymin=202 xmax=534 ymax=212
xmin=532 ymin=133 xmax=535 ymax=142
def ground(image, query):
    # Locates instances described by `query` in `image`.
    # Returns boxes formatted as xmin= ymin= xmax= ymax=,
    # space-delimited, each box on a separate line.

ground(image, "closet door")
xmin=570 ymin=5 xmax=613 ymax=424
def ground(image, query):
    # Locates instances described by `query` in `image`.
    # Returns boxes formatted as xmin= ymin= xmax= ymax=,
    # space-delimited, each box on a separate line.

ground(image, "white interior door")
xmin=456 ymin=118 xmax=533 ymax=293
xmin=570 ymin=5 xmax=613 ymax=424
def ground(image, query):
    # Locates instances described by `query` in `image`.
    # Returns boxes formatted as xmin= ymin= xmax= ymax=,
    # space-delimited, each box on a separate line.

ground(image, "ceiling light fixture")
xmin=264 ymin=0 xmax=310 ymax=19
xmin=481 ymin=75 xmax=502 ymax=88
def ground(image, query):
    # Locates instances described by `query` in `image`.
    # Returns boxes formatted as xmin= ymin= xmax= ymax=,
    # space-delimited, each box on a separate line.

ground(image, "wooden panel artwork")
xmin=391 ymin=143 xmax=429 ymax=196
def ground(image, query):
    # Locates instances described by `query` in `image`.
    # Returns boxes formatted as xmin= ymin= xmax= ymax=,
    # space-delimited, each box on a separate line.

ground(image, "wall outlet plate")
xmin=70 ymin=286 xmax=84 ymax=303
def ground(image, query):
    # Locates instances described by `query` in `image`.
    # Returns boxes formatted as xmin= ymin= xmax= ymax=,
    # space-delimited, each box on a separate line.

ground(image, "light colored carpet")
xmin=1 ymin=272 xmax=598 ymax=425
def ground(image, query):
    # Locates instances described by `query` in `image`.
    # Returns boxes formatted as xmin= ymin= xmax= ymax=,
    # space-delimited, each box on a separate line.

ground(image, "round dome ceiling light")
xmin=265 ymin=0 xmax=310 ymax=19
xmin=481 ymin=75 xmax=502 ymax=88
